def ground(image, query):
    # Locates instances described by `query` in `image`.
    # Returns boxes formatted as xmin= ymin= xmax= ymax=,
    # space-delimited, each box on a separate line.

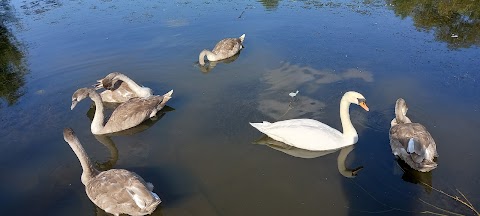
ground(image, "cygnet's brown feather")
xmin=389 ymin=98 xmax=438 ymax=172
xmin=102 ymin=96 xmax=164 ymax=134
xmin=63 ymin=128 xmax=161 ymax=216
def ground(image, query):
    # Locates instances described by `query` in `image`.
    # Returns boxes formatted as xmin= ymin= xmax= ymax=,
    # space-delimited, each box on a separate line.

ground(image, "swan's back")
xmin=389 ymin=122 xmax=438 ymax=172
xmin=86 ymin=169 xmax=161 ymax=216
xmin=102 ymin=96 xmax=164 ymax=134
xmin=390 ymin=123 xmax=434 ymax=150
xmin=212 ymin=38 xmax=243 ymax=59
xmin=250 ymin=119 xmax=347 ymax=151
xmin=100 ymin=81 xmax=137 ymax=103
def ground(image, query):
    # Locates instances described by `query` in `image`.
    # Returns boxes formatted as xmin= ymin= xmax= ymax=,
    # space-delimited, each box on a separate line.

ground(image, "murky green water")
xmin=1 ymin=0 xmax=479 ymax=215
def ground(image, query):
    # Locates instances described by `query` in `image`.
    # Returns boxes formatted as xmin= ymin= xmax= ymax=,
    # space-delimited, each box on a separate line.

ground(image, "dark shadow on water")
xmin=0 ymin=1 xmax=28 ymax=107
xmin=394 ymin=158 xmax=433 ymax=193
xmin=85 ymin=105 xmax=175 ymax=170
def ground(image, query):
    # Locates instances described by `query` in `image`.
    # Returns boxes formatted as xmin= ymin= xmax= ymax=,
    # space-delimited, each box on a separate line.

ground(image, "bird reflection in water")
xmin=94 ymin=204 xmax=164 ymax=216
xmin=394 ymin=158 xmax=433 ymax=193
xmin=253 ymin=135 xmax=363 ymax=178
xmin=197 ymin=51 xmax=242 ymax=73
xmin=86 ymin=105 xmax=175 ymax=170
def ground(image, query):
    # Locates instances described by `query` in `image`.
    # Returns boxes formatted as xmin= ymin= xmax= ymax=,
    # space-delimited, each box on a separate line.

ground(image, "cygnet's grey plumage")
xmin=63 ymin=128 xmax=161 ymax=216
xmin=198 ymin=34 xmax=245 ymax=66
xmin=71 ymin=88 xmax=173 ymax=135
xmin=94 ymin=72 xmax=153 ymax=103
xmin=389 ymin=98 xmax=438 ymax=172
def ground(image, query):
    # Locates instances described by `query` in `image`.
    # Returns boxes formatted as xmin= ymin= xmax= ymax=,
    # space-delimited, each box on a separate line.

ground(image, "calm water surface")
xmin=1 ymin=0 xmax=479 ymax=215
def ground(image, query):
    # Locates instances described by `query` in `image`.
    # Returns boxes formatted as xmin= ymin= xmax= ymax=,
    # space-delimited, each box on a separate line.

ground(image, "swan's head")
xmin=395 ymin=98 xmax=408 ymax=117
xmin=71 ymin=88 xmax=91 ymax=110
xmin=198 ymin=49 xmax=209 ymax=66
xmin=63 ymin=127 xmax=78 ymax=144
xmin=340 ymin=166 xmax=364 ymax=178
xmin=343 ymin=91 xmax=369 ymax=111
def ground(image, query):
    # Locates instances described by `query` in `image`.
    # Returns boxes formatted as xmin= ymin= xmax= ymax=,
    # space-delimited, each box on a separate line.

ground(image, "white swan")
xmin=389 ymin=98 xmax=438 ymax=172
xmin=94 ymin=72 xmax=153 ymax=103
xmin=63 ymin=128 xmax=161 ymax=216
xmin=250 ymin=91 xmax=369 ymax=151
xmin=198 ymin=34 xmax=245 ymax=66
xmin=71 ymin=88 xmax=173 ymax=135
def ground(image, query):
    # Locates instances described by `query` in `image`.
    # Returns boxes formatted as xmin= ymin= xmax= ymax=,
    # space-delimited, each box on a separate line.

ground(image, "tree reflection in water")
xmin=258 ymin=0 xmax=281 ymax=10
xmin=0 ymin=1 xmax=28 ymax=107
xmin=387 ymin=0 xmax=480 ymax=49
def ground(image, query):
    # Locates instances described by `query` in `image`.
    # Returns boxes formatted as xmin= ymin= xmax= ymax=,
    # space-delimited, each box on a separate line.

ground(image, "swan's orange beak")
xmin=359 ymin=101 xmax=369 ymax=111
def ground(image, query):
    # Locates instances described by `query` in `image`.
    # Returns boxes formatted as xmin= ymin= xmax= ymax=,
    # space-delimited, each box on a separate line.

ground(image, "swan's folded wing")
xmin=251 ymin=119 xmax=344 ymax=151
xmin=390 ymin=123 xmax=434 ymax=157
xmin=212 ymin=38 xmax=242 ymax=55
xmin=86 ymin=170 xmax=141 ymax=211
xmin=87 ymin=169 xmax=160 ymax=214
xmin=104 ymin=96 xmax=163 ymax=133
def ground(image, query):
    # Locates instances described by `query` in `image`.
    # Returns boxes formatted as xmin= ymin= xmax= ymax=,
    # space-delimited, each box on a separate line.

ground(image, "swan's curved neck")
xmin=199 ymin=50 xmax=216 ymax=66
xmin=67 ymin=136 xmax=99 ymax=185
xmin=88 ymin=91 xmax=106 ymax=134
xmin=340 ymin=98 xmax=358 ymax=143
xmin=395 ymin=107 xmax=409 ymax=124
xmin=115 ymin=74 xmax=149 ymax=97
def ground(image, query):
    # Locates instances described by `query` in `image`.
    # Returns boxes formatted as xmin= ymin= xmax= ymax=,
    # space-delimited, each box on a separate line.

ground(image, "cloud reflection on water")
xmin=257 ymin=62 xmax=373 ymax=121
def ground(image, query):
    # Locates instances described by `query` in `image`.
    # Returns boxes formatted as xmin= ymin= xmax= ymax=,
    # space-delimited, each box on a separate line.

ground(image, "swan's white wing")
xmin=250 ymin=119 xmax=347 ymax=151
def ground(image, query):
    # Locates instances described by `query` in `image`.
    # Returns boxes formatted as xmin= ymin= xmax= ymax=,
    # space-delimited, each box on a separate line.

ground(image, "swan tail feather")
xmin=156 ymin=90 xmax=173 ymax=111
xmin=163 ymin=90 xmax=174 ymax=99
xmin=249 ymin=121 xmax=272 ymax=133
xmin=239 ymin=34 xmax=245 ymax=42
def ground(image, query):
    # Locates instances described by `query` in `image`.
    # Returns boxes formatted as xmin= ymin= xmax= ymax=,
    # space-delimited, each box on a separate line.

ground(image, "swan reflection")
xmin=197 ymin=51 xmax=242 ymax=73
xmin=86 ymin=105 xmax=174 ymax=170
xmin=95 ymin=205 xmax=164 ymax=216
xmin=394 ymin=158 xmax=433 ymax=193
xmin=254 ymin=135 xmax=363 ymax=178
